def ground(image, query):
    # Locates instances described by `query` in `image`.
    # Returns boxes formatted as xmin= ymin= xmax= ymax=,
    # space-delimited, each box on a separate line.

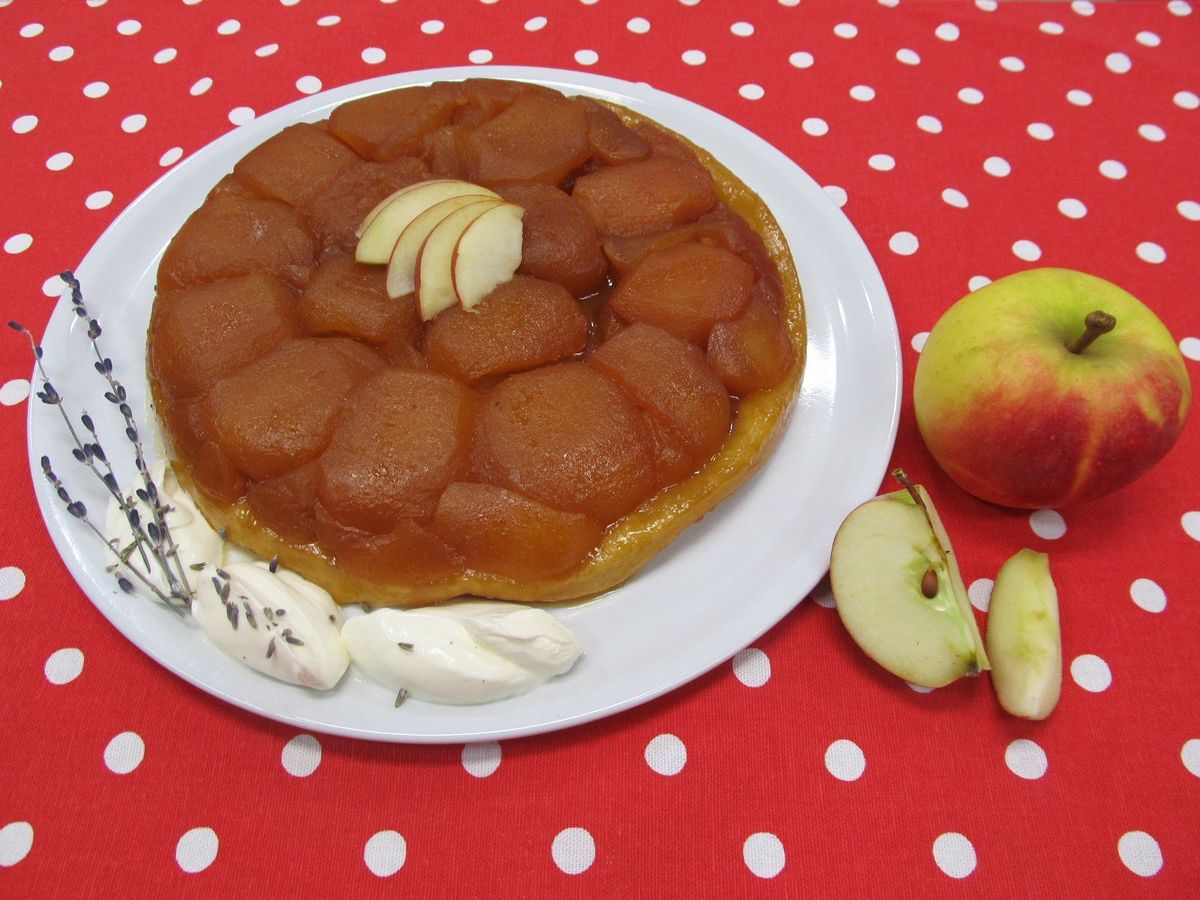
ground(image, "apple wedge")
xmin=829 ymin=470 xmax=990 ymax=688
xmin=414 ymin=199 xmax=504 ymax=320
xmin=986 ymin=549 xmax=1062 ymax=720
xmin=451 ymin=202 xmax=526 ymax=311
xmin=387 ymin=194 xmax=500 ymax=299
xmin=354 ymin=178 xmax=455 ymax=240
xmin=356 ymin=180 xmax=501 ymax=264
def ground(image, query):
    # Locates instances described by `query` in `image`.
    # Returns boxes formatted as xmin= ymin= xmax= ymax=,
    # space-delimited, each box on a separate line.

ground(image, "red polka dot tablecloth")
xmin=2 ymin=0 xmax=1199 ymax=895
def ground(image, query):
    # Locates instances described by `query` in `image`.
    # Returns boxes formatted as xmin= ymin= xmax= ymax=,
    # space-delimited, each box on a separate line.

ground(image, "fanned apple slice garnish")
xmin=414 ymin=199 xmax=504 ymax=320
xmin=386 ymin=194 xmax=499 ymax=299
xmin=452 ymin=203 xmax=526 ymax=311
xmin=356 ymin=180 xmax=501 ymax=264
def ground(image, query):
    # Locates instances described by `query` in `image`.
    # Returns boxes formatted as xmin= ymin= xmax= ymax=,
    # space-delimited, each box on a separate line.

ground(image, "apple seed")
xmin=921 ymin=568 xmax=939 ymax=599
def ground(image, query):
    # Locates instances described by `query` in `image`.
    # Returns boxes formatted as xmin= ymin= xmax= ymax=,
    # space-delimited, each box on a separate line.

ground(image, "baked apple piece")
xmin=497 ymin=183 xmax=608 ymax=297
xmin=233 ymin=122 xmax=361 ymax=208
xmin=707 ymin=292 xmax=796 ymax=394
xmin=573 ymin=97 xmax=650 ymax=166
xmin=472 ymin=362 xmax=657 ymax=522
xmin=306 ymin=157 xmax=429 ymax=255
xmin=328 ymin=83 xmax=460 ymax=160
xmin=317 ymin=369 xmax=474 ymax=532
xmin=459 ymin=93 xmax=591 ymax=186
xmin=571 ymin=156 xmax=716 ymax=236
xmin=609 ymin=242 xmax=753 ymax=343
xmin=300 ymin=253 xmax=420 ymax=346
xmin=316 ymin=511 xmax=461 ymax=586
xmin=422 ymin=276 xmax=588 ymax=383
xmin=245 ymin=463 xmax=320 ymax=544
xmin=433 ymin=482 xmax=604 ymax=580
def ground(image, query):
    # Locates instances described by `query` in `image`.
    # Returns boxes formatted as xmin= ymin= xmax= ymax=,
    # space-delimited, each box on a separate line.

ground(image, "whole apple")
xmin=913 ymin=268 xmax=1191 ymax=508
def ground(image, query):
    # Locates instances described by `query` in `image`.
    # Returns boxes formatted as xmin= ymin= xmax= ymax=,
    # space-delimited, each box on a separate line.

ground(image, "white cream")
xmin=193 ymin=561 xmax=349 ymax=690
xmin=104 ymin=460 xmax=223 ymax=598
xmin=341 ymin=601 xmax=582 ymax=704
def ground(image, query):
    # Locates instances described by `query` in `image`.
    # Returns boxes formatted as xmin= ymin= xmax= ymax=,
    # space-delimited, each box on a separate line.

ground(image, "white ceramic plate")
xmin=28 ymin=67 xmax=900 ymax=743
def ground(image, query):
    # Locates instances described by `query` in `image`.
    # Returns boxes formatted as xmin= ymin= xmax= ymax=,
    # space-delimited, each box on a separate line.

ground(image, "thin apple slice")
xmin=829 ymin=471 xmax=990 ymax=688
xmin=986 ymin=549 xmax=1062 ymax=720
xmin=415 ymin=199 xmax=503 ymax=320
xmin=451 ymin=202 xmax=526 ymax=310
xmin=386 ymin=194 xmax=498 ymax=298
xmin=356 ymin=180 xmax=501 ymax=264
xmin=354 ymin=178 xmax=456 ymax=240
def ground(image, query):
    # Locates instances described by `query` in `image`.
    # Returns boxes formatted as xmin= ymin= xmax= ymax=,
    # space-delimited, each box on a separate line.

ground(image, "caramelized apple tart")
xmin=148 ymin=79 xmax=804 ymax=606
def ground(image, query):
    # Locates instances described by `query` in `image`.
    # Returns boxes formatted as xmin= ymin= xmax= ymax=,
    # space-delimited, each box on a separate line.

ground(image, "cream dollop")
xmin=341 ymin=601 xmax=582 ymax=704
xmin=193 ymin=561 xmax=349 ymax=690
xmin=104 ymin=460 xmax=223 ymax=598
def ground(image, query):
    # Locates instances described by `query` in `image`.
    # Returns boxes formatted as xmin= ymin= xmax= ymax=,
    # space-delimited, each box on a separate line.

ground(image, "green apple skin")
xmin=913 ymin=268 xmax=1191 ymax=508
xmin=985 ymin=549 xmax=1062 ymax=721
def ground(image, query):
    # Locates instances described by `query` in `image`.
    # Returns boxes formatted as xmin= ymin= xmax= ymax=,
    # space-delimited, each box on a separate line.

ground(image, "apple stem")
xmin=891 ymin=469 xmax=924 ymax=510
xmin=1066 ymin=310 xmax=1116 ymax=354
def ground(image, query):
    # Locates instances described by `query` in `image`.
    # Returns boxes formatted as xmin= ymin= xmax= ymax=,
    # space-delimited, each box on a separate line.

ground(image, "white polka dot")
xmin=730 ymin=21 xmax=755 ymax=37
xmin=1072 ymin=0 xmax=1095 ymax=15
xmin=739 ymin=84 xmax=765 ymax=101
xmin=229 ymin=107 xmax=256 ymax=126
xmin=255 ymin=44 xmax=279 ymax=58
xmin=86 ymin=190 xmax=113 ymax=210
xmin=1029 ymin=508 xmax=1065 ymax=538
xmin=824 ymin=739 xmax=866 ymax=781
xmin=0 ymin=822 xmax=34 ymax=868
xmin=1183 ymin=511 xmax=1200 ymax=541
xmin=467 ymin=48 xmax=493 ymax=65
xmin=3 ymin=233 xmax=32 ymax=254
xmin=19 ymin=23 xmax=44 ymax=38
xmin=176 ymin=827 xmax=218 ymax=874
xmin=889 ymin=231 xmax=919 ymax=255
xmin=877 ymin=0 xmax=898 ymax=6
xmin=420 ymin=19 xmax=444 ymax=35
xmin=645 ymin=734 xmax=687 ymax=776
xmin=1066 ymin=88 xmax=1092 ymax=106
xmin=1168 ymin=0 xmax=1194 ymax=15
xmin=316 ymin=14 xmax=341 ymax=27
xmin=935 ymin=23 xmax=960 ymax=41
xmin=116 ymin=19 xmax=141 ymax=35
xmin=789 ymin=51 xmax=814 ymax=68
xmin=968 ymin=578 xmax=993 ymax=612
xmin=49 ymin=45 xmax=74 ymax=62
xmin=524 ymin=16 xmax=547 ymax=31
xmin=362 ymin=47 xmax=386 ymax=65
xmin=83 ymin=81 xmax=110 ymax=99
xmin=942 ymin=188 xmax=968 ymax=208
xmin=279 ymin=0 xmax=301 ymax=6
xmin=1027 ymin=122 xmax=1054 ymax=140
xmin=1138 ymin=123 xmax=1166 ymax=142
xmin=958 ymin=87 xmax=984 ymax=104
xmin=803 ymin=117 xmax=829 ymax=136
xmin=983 ymin=156 xmax=1011 ymax=177
xmin=216 ymin=19 xmax=240 ymax=36
xmin=1105 ymin=52 xmax=1132 ymax=74
xmin=1058 ymin=198 xmax=1087 ymax=219
xmin=0 ymin=566 xmax=26 ymax=599
xmin=1005 ymin=739 xmax=1048 ymax=780
xmin=574 ymin=49 xmax=599 ymax=66
xmin=932 ymin=833 xmax=977 ymax=879
xmin=0 ymin=379 xmax=30 ymax=406
xmin=732 ymin=647 xmax=771 ymax=687
xmin=461 ymin=741 xmax=501 ymax=777
xmin=1071 ymin=654 xmax=1112 ymax=692
xmin=917 ymin=115 xmax=943 ymax=134
xmin=42 ymin=274 xmax=66 ymax=297
xmin=681 ymin=49 xmax=706 ymax=65
xmin=1099 ymin=159 xmax=1127 ymax=179
xmin=869 ymin=153 xmax=896 ymax=171
xmin=834 ymin=23 xmax=858 ymax=39
xmin=849 ymin=84 xmax=875 ymax=101
xmin=896 ymin=48 xmax=921 ymax=65
xmin=190 ymin=77 xmax=213 ymax=96
xmin=811 ymin=583 xmax=835 ymax=607
xmin=1040 ymin=21 xmax=1065 ymax=35
xmin=1180 ymin=200 xmax=1200 ymax=221
xmin=1182 ymin=739 xmax=1200 ymax=776
xmin=1136 ymin=242 xmax=1166 ymax=264
xmin=1012 ymin=239 xmax=1042 ymax=261
xmin=44 ymin=647 xmax=83 ymax=684
xmin=551 ymin=827 xmax=595 ymax=875
xmin=911 ymin=332 xmax=929 ymax=353
xmin=12 ymin=114 xmax=38 ymax=134
xmin=364 ymin=831 xmax=406 ymax=877
xmin=743 ymin=832 xmax=785 ymax=879
xmin=295 ymin=76 xmax=322 ymax=95
xmin=1000 ymin=56 xmax=1026 ymax=72
xmin=976 ymin=0 xmax=998 ymax=9
xmin=1136 ymin=31 xmax=1161 ymax=47
xmin=1118 ymin=832 xmax=1163 ymax=877
xmin=121 ymin=114 xmax=147 ymax=133
xmin=1171 ymin=91 xmax=1199 ymax=112
xmin=822 ymin=185 xmax=847 ymax=208
xmin=1129 ymin=578 xmax=1166 ymax=613
xmin=908 ymin=681 xmax=935 ymax=693
xmin=153 ymin=48 xmax=176 ymax=64
xmin=627 ymin=16 xmax=650 ymax=33
xmin=281 ymin=734 xmax=321 ymax=777
xmin=1181 ymin=337 xmax=1200 ymax=360
xmin=968 ymin=275 xmax=992 ymax=291
xmin=104 ymin=731 xmax=145 ymax=774
xmin=779 ymin=0 xmax=802 ymax=6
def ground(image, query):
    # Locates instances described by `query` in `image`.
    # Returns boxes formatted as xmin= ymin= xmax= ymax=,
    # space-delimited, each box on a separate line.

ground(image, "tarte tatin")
xmin=148 ymin=79 xmax=805 ymax=606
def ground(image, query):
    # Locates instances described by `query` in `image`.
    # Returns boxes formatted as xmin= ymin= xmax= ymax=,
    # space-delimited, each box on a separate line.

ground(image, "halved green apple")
xmin=414 ymin=198 xmax=504 ymax=320
xmin=356 ymin=179 xmax=501 ymax=264
xmin=829 ymin=471 xmax=990 ymax=688
xmin=386 ymin=194 xmax=499 ymax=299
xmin=986 ymin=549 xmax=1062 ymax=720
